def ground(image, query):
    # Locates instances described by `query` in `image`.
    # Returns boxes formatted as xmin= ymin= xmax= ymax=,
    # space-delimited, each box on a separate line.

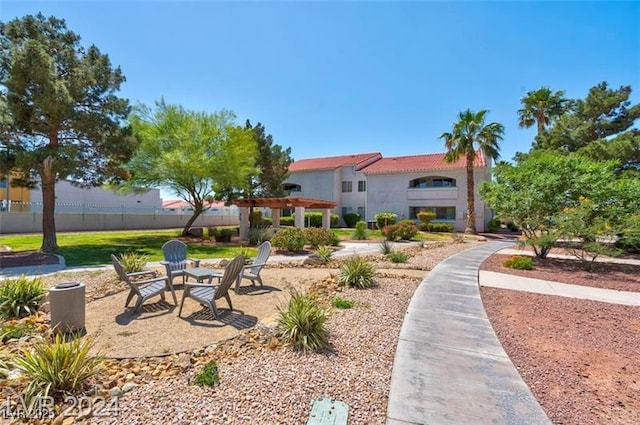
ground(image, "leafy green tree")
xmin=0 ymin=14 xmax=134 ymax=252
xmin=534 ymin=82 xmax=640 ymax=173
xmin=480 ymin=152 xmax=636 ymax=258
xmin=216 ymin=120 xmax=292 ymax=202
xmin=127 ymin=100 xmax=256 ymax=236
xmin=439 ymin=109 xmax=504 ymax=234
xmin=518 ymin=87 xmax=569 ymax=137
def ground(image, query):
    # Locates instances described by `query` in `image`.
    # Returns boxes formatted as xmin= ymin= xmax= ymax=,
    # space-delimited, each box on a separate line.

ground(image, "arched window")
xmin=284 ymin=183 xmax=302 ymax=193
xmin=408 ymin=176 xmax=456 ymax=188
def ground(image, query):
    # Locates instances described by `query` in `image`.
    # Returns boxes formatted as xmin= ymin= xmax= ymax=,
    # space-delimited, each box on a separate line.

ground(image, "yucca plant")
xmin=0 ymin=353 xmax=11 ymax=378
xmin=13 ymin=334 xmax=104 ymax=400
xmin=338 ymin=256 xmax=376 ymax=289
xmin=314 ymin=246 xmax=333 ymax=263
xmin=379 ymin=240 xmax=393 ymax=255
xmin=276 ymin=290 xmax=329 ymax=352
xmin=118 ymin=251 xmax=149 ymax=273
xmin=0 ymin=275 xmax=46 ymax=319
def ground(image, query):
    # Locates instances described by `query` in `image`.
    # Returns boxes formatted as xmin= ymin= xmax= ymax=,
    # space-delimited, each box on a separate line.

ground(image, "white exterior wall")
xmin=365 ymin=168 xmax=489 ymax=232
xmin=284 ymin=169 xmax=339 ymax=212
xmin=286 ymin=163 xmax=492 ymax=232
xmin=30 ymin=181 xmax=162 ymax=209
xmin=337 ymin=166 xmax=367 ymax=216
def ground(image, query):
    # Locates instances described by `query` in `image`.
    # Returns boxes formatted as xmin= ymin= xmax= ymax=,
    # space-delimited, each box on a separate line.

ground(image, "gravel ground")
xmin=480 ymin=251 xmax=640 ymax=425
xmin=84 ymin=240 xmax=481 ymax=425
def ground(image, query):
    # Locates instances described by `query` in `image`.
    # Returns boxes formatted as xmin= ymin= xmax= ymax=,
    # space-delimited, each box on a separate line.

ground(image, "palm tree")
xmin=518 ymin=87 xmax=568 ymax=136
xmin=439 ymin=109 xmax=504 ymax=234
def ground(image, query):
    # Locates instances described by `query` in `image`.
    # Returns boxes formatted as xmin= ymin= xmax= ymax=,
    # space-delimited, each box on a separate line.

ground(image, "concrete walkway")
xmin=387 ymin=242 xmax=552 ymax=425
xmin=479 ymin=270 xmax=640 ymax=306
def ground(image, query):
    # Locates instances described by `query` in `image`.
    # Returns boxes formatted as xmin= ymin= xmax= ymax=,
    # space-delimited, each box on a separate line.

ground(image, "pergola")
xmin=233 ymin=197 xmax=338 ymax=240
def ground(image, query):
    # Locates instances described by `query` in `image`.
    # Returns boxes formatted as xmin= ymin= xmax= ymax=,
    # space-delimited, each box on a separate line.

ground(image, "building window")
xmin=409 ymin=176 xmax=456 ymax=188
xmin=284 ymin=183 xmax=301 ymax=193
xmin=357 ymin=180 xmax=366 ymax=192
xmin=357 ymin=207 xmax=365 ymax=218
xmin=409 ymin=206 xmax=456 ymax=220
xmin=342 ymin=181 xmax=352 ymax=193
xmin=0 ymin=179 xmax=6 ymax=189
xmin=341 ymin=207 xmax=353 ymax=216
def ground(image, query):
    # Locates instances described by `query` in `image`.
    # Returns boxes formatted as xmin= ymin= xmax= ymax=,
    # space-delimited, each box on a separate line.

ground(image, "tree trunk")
xmin=465 ymin=152 xmax=477 ymax=234
xmin=536 ymin=111 xmax=545 ymax=136
xmin=181 ymin=207 xmax=204 ymax=236
xmin=40 ymin=155 xmax=58 ymax=252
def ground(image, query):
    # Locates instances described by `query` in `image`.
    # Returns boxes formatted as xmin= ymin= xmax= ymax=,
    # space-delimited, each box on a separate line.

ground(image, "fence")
xmin=0 ymin=201 xmax=239 ymax=234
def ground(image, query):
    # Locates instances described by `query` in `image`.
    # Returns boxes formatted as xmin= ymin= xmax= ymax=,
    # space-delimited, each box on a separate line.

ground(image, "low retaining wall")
xmin=0 ymin=212 xmax=239 ymax=234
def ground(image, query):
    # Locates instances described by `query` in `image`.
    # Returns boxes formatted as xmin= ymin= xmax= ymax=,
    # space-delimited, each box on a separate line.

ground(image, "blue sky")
xmin=2 ymin=1 xmax=639 ymax=167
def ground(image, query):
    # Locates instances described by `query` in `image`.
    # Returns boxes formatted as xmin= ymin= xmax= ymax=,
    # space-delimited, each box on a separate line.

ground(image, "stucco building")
xmin=284 ymin=151 xmax=492 ymax=232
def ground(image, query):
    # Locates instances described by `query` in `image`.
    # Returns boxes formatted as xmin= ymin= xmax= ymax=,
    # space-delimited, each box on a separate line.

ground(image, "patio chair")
xmin=237 ymin=241 xmax=271 ymax=291
xmin=178 ymin=255 xmax=245 ymax=319
xmin=111 ymin=254 xmax=177 ymax=314
xmin=161 ymin=240 xmax=201 ymax=285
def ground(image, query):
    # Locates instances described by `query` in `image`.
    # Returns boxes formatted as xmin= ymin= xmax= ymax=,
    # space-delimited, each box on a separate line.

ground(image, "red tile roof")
xmin=362 ymin=151 xmax=487 ymax=174
xmin=289 ymin=152 xmax=382 ymax=172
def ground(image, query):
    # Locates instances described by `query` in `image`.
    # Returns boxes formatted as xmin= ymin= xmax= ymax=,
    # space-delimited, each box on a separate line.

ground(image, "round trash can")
xmin=49 ymin=282 xmax=86 ymax=334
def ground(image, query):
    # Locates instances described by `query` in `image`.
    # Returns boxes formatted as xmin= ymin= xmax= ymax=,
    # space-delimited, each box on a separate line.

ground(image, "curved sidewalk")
xmin=387 ymin=242 xmax=551 ymax=425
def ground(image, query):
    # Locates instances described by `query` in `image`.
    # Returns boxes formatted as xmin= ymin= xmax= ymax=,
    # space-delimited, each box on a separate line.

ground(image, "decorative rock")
xmin=122 ymin=382 xmax=137 ymax=393
xmin=110 ymin=387 xmax=123 ymax=398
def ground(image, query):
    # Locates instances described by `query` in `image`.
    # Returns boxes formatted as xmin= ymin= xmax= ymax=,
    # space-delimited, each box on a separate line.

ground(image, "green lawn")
xmin=0 ymin=229 xmax=255 ymax=267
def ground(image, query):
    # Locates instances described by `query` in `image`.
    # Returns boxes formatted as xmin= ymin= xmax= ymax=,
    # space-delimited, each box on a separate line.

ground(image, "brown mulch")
xmin=479 ymin=250 xmax=640 ymax=425
xmin=0 ymin=251 xmax=60 ymax=268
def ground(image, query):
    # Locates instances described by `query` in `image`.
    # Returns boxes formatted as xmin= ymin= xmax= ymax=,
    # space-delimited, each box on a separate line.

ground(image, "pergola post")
xmin=272 ymin=208 xmax=281 ymax=229
xmin=239 ymin=206 xmax=250 ymax=240
xmin=322 ymin=209 xmax=331 ymax=229
xmin=294 ymin=206 xmax=305 ymax=229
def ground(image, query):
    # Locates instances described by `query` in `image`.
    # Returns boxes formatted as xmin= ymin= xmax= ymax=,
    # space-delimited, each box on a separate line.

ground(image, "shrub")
xmin=210 ymin=227 xmax=234 ymax=243
xmin=280 ymin=216 xmax=295 ymax=226
xmin=387 ymin=251 xmax=408 ymax=263
xmin=487 ymin=218 xmax=501 ymax=233
xmin=375 ymin=212 xmax=397 ymax=229
xmin=276 ymin=290 xmax=329 ymax=352
xmin=262 ymin=217 xmax=273 ymax=226
xmin=0 ymin=276 xmax=46 ymax=319
xmin=417 ymin=211 xmax=436 ymax=228
xmin=338 ymin=257 xmax=375 ymax=289
xmin=428 ymin=223 xmax=454 ymax=232
xmin=379 ymin=240 xmax=393 ymax=255
xmin=314 ymin=246 xmax=333 ymax=263
xmin=304 ymin=227 xmax=337 ymax=248
xmin=353 ymin=220 xmax=368 ymax=240
xmin=117 ymin=251 xmax=149 ymax=273
xmin=331 ymin=297 xmax=354 ymax=309
xmin=381 ymin=221 xmax=418 ymax=241
xmin=291 ymin=212 xmax=339 ymax=228
xmin=193 ymin=360 xmax=220 ymax=387
xmin=13 ymin=334 xmax=103 ymax=400
xmin=502 ymin=255 xmax=534 ymax=270
xmin=271 ymin=227 xmax=306 ymax=252
xmin=506 ymin=221 xmax=520 ymax=232
xmin=342 ymin=213 xmax=361 ymax=228
xmin=248 ymin=227 xmax=272 ymax=246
